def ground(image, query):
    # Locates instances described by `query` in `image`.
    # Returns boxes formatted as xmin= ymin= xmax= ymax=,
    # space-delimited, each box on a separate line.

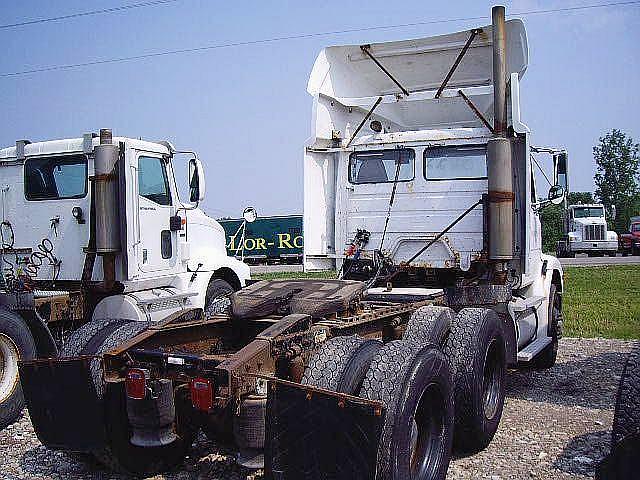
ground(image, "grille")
xmin=584 ymin=224 xmax=605 ymax=241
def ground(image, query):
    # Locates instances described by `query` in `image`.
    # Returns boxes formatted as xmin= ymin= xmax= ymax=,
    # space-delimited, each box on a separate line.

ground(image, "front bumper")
xmin=570 ymin=240 xmax=618 ymax=252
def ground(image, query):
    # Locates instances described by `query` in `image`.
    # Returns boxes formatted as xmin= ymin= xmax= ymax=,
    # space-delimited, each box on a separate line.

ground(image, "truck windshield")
xmin=632 ymin=223 xmax=640 ymax=232
xmin=348 ymin=149 xmax=414 ymax=184
xmin=573 ymin=207 xmax=604 ymax=218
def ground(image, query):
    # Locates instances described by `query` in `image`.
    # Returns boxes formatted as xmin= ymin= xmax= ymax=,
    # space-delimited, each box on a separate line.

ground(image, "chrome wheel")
xmin=0 ymin=333 xmax=20 ymax=404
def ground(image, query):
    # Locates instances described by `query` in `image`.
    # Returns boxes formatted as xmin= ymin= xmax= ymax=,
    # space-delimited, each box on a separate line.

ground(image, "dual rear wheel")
xmin=302 ymin=306 xmax=507 ymax=479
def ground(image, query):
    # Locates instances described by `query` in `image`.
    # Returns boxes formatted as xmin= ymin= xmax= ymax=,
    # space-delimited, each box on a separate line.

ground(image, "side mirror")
xmin=553 ymin=152 xmax=568 ymax=190
xmin=548 ymin=185 xmax=566 ymax=205
xmin=188 ymin=158 xmax=206 ymax=203
xmin=243 ymin=206 xmax=258 ymax=223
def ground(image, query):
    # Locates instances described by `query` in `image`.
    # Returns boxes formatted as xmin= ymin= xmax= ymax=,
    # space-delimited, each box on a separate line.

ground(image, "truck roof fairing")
xmin=306 ymin=20 xmax=527 ymax=136
xmin=308 ymin=19 xmax=527 ymax=99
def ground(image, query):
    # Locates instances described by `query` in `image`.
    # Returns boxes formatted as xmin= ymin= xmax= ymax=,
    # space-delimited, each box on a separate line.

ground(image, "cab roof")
xmin=0 ymin=136 xmax=170 ymax=161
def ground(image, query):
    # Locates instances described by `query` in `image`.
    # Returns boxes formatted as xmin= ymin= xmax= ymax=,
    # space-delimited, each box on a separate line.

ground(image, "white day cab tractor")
xmin=556 ymin=203 xmax=618 ymax=257
xmin=0 ymin=129 xmax=249 ymax=428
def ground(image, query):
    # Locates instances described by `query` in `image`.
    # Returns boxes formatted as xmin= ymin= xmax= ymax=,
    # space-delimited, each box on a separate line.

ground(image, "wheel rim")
xmin=0 ymin=333 xmax=21 ymax=403
xmin=482 ymin=338 xmax=504 ymax=420
xmin=409 ymin=382 xmax=446 ymax=478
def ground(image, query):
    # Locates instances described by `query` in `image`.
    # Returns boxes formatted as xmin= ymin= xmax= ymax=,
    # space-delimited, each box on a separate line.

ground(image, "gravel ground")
xmin=0 ymin=337 xmax=636 ymax=480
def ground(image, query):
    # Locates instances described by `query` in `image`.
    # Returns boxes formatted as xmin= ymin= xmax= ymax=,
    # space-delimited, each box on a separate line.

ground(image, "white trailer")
xmin=556 ymin=203 xmax=618 ymax=257
xmin=303 ymin=12 xmax=566 ymax=369
xmin=0 ymin=129 xmax=249 ymax=428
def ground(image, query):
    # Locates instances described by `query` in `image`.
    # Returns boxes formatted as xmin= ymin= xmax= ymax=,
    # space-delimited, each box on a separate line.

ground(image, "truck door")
xmin=136 ymin=154 xmax=177 ymax=274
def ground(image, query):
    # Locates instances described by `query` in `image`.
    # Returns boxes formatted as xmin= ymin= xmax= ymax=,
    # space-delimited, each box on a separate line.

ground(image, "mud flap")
xmin=18 ymin=358 xmax=106 ymax=451
xmin=264 ymin=382 xmax=384 ymax=480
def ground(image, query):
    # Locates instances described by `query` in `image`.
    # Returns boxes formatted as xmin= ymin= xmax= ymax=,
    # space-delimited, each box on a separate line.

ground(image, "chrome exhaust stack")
xmin=487 ymin=5 xmax=514 ymax=269
xmin=93 ymin=128 xmax=120 ymax=290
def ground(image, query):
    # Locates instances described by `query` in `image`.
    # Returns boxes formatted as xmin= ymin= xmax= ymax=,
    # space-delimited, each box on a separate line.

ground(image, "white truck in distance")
xmin=556 ymin=204 xmax=618 ymax=257
xmin=0 ymin=129 xmax=249 ymax=428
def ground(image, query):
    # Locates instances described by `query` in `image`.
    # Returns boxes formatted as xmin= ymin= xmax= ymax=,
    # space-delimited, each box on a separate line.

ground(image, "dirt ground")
xmin=0 ymin=337 xmax=636 ymax=480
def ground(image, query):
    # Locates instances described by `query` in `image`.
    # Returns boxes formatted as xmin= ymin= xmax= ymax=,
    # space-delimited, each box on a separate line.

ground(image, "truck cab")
xmin=557 ymin=204 xmax=618 ymax=257
xmin=303 ymin=19 xmax=565 ymax=364
xmin=0 ymin=130 xmax=249 ymax=428
xmin=619 ymin=216 xmax=640 ymax=256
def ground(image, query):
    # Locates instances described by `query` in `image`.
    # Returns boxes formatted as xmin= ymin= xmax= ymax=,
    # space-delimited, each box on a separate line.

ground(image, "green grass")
xmin=253 ymin=270 xmax=337 ymax=280
xmin=562 ymin=265 xmax=640 ymax=339
xmin=253 ymin=265 xmax=640 ymax=339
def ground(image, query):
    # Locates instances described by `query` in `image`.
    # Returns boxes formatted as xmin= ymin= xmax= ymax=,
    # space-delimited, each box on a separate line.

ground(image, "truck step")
xmin=517 ymin=337 xmax=552 ymax=362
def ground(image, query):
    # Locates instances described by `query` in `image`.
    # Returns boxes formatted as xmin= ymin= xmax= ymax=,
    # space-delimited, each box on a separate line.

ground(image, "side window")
xmin=138 ymin=156 xmax=172 ymax=206
xmin=348 ymin=149 xmax=414 ymax=184
xmin=424 ymin=145 xmax=487 ymax=180
xmin=24 ymin=154 xmax=87 ymax=200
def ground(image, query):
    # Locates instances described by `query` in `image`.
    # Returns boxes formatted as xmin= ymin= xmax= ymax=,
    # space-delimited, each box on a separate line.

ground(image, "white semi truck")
xmin=556 ymin=203 xmax=618 ymax=257
xmin=0 ymin=129 xmax=249 ymax=428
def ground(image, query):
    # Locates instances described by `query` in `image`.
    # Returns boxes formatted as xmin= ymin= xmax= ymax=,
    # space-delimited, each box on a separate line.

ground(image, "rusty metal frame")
xmin=435 ymin=28 xmax=482 ymax=98
xmin=249 ymin=373 xmax=384 ymax=412
xmin=458 ymin=89 xmax=495 ymax=133
xmin=360 ymin=45 xmax=409 ymax=96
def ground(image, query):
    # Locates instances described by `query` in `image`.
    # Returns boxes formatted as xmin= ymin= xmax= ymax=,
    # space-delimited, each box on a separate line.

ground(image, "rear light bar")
xmin=125 ymin=368 xmax=149 ymax=400
xmin=190 ymin=377 xmax=213 ymax=412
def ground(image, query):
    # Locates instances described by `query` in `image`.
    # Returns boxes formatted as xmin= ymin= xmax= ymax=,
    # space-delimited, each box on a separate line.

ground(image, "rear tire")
xmin=403 ymin=305 xmax=454 ymax=347
xmin=61 ymin=317 xmax=129 ymax=358
xmin=360 ymin=341 xmax=454 ymax=480
xmin=0 ymin=308 xmax=36 ymax=429
xmin=204 ymin=278 xmax=234 ymax=317
xmin=301 ymin=335 xmax=382 ymax=393
xmin=443 ymin=308 xmax=506 ymax=453
xmin=77 ymin=320 xmax=192 ymax=475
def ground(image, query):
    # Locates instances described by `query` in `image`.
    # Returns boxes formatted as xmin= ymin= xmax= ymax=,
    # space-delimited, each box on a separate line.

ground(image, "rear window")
xmin=348 ymin=149 xmax=414 ymax=184
xmin=424 ymin=145 xmax=487 ymax=180
xmin=24 ymin=154 xmax=88 ymax=200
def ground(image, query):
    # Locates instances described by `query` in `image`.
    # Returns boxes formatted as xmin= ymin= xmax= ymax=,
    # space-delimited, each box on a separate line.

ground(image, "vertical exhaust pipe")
xmin=94 ymin=128 xmax=121 ymax=290
xmin=487 ymin=5 xmax=514 ymax=266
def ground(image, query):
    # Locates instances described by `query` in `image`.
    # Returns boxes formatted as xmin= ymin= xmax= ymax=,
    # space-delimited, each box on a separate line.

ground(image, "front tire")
xmin=0 ymin=308 xmax=37 ymax=429
xmin=443 ymin=308 xmax=506 ymax=453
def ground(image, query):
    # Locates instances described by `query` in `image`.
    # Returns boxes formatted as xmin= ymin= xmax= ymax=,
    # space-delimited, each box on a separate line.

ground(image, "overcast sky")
xmin=1 ymin=0 xmax=638 ymax=218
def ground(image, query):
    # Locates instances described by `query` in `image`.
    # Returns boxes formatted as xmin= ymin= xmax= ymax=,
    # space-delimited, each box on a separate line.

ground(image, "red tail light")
xmin=190 ymin=377 xmax=213 ymax=412
xmin=125 ymin=368 xmax=148 ymax=400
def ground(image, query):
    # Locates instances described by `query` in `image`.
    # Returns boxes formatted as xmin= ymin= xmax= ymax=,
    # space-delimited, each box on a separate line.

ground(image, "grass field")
xmin=256 ymin=265 xmax=640 ymax=340
xmin=562 ymin=265 xmax=639 ymax=339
